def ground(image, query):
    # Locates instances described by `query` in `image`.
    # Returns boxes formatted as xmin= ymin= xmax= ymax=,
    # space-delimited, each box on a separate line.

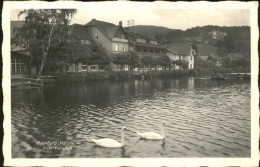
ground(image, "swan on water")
xmin=135 ymin=121 xmax=165 ymax=140
xmin=91 ymin=126 xmax=126 ymax=148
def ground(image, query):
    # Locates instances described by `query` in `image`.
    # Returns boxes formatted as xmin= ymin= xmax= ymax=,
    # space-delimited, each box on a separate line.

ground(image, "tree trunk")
xmin=37 ymin=22 xmax=55 ymax=79
xmin=37 ymin=52 xmax=48 ymax=78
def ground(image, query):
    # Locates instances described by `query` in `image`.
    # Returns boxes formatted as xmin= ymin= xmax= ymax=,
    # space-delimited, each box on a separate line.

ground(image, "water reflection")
xmin=188 ymin=77 xmax=194 ymax=89
xmin=11 ymin=77 xmax=251 ymax=158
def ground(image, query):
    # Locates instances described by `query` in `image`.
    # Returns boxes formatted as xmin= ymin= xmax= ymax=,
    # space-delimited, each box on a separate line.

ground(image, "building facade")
xmin=167 ymin=45 xmax=195 ymax=70
xmin=68 ymin=19 xmax=131 ymax=72
xmin=11 ymin=21 xmax=30 ymax=78
xmin=125 ymin=31 xmax=168 ymax=71
xmin=11 ymin=19 xmax=196 ymax=77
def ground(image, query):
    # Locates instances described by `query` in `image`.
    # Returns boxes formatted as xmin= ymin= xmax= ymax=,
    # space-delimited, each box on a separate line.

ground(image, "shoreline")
xmin=11 ymin=67 xmax=250 ymax=87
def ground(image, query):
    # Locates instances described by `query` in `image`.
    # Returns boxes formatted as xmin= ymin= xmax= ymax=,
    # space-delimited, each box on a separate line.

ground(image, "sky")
xmin=11 ymin=9 xmax=250 ymax=30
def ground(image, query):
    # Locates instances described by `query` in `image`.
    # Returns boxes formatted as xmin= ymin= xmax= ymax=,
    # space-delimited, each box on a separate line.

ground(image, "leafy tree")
xmin=175 ymin=59 xmax=189 ymax=69
xmin=16 ymin=9 xmax=77 ymax=78
xmin=113 ymin=52 xmax=129 ymax=71
xmin=194 ymin=58 xmax=217 ymax=68
xmin=68 ymin=41 xmax=92 ymax=64
xmin=157 ymin=55 xmax=171 ymax=70
xmin=88 ymin=46 xmax=110 ymax=66
xmin=223 ymin=57 xmax=250 ymax=69
xmin=141 ymin=56 xmax=155 ymax=70
xmin=128 ymin=51 xmax=139 ymax=70
xmin=113 ymin=51 xmax=139 ymax=71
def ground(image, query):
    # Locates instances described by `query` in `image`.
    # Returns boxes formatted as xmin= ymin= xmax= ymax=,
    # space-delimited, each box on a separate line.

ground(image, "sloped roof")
xmin=126 ymin=31 xmax=156 ymax=40
xmin=68 ymin=24 xmax=93 ymax=41
xmin=167 ymin=48 xmax=178 ymax=54
xmin=11 ymin=20 xmax=28 ymax=52
xmin=200 ymin=56 xmax=209 ymax=61
xmin=208 ymin=53 xmax=219 ymax=60
xmin=197 ymin=45 xmax=218 ymax=57
xmin=227 ymin=53 xmax=244 ymax=60
xmin=167 ymin=43 xmax=192 ymax=55
xmin=125 ymin=31 xmax=165 ymax=49
xmin=11 ymin=20 xmax=25 ymax=38
xmin=85 ymin=19 xmax=119 ymax=39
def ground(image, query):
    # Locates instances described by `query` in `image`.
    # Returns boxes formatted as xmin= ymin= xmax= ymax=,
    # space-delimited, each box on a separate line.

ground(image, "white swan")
xmin=91 ymin=126 xmax=126 ymax=148
xmin=135 ymin=121 xmax=165 ymax=140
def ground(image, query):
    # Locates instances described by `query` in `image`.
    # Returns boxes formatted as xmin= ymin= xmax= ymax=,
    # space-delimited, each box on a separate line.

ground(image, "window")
xmin=81 ymin=40 xmax=84 ymax=44
xmin=122 ymin=45 xmax=126 ymax=52
xmin=11 ymin=57 xmax=28 ymax=74
xmin=91 ymin=65 xmax=96 ymax=70
xmin=190 ymin=64 xmax=193 ymax=69
xmin=137 ymin=38 xmax=146 ymax=43
xmin=190 ymin=55 xmax=193 ymax=61
xmin=137 ymin=47 xmax=142 ymax=52
xmin=82 ymin=65 xmax=87 ymax=71
xmin=136 ymin=38 xmax=142 ymax=42
xmin=143 ymin=48 xmax=148 ymax=53
xmin=94 ymin=33 xmax=98 ymax=39
xmin=99 ymin=66 xmax=104 ymax=70
xmin=150 ymin=40 xmax=157 ymax=45
xmin=115 ymin=33 xmax=125 ymax=39
xmin=115 ymin=44 xmax=119 ymax=51
xmin=149 ymin=48 xmax=154 ymax=53
xmin=81 ymin=40 xmax=91 ymax=45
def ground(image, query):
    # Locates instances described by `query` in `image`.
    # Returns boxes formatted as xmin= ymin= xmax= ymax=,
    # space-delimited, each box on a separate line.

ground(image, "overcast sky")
xmin=11 ymin=9 xmax=250 ymax=30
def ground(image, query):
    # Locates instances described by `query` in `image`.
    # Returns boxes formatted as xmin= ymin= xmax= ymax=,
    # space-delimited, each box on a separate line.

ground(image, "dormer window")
xmin=94 ymin=33 xmax=98 ymax=39
xmin=150 ymin=40 xmax=158 ymax=45
xmin=81 ymin=40 xmax=91 ymax=45
xmin=136 ymin=38 xmax=142 ymax=42
xmin=115 ymin=33 xmax=125 ymax=39
xmin=137 ymin=38 xmax=147 ymax=43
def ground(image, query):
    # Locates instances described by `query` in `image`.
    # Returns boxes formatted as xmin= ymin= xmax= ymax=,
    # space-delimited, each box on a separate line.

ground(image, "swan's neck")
xmin=121 ymin=130 xmax=125 ymax=146
xmin=161 ymin=125 xmax=165 ymax=138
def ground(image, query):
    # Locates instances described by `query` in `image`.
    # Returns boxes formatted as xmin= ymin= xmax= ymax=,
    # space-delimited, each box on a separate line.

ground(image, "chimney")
xmin=119 ymin=21 xmax=122 ymax=27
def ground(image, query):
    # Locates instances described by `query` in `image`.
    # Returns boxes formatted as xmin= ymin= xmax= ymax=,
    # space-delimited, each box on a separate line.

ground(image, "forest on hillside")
xmin=155 ymin=25 xmax=250 ymax=69
xmin=127 ymin=25 xmax=250 ymax=69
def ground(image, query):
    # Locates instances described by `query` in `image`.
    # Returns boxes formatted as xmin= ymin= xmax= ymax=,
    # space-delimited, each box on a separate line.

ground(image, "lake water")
xmin=11 ymin=76 xmax=251 ymax=158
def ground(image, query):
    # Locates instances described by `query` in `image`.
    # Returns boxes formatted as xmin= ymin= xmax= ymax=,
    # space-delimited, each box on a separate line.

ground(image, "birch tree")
xmin=16 ymin=9 xmax=77 ymax=78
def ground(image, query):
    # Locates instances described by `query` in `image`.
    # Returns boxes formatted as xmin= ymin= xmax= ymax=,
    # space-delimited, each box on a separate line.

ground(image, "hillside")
xmin=124 ymin=25 xmax=250 ymax=46
xmin=125 ymin=25 xmax=179 ymax=38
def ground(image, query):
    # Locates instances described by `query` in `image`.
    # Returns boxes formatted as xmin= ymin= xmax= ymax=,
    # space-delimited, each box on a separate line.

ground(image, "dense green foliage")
xmin=15 ymin=9 xmax=77 ymax=77
xmin=194 ymin=58 xmax=217 ymax=68
xmin=153 ymin=25 xmax=250 ymax=44
xmin=154 ymin=25 xmax=250 ymax=69
xmin=113 ymin=51 xmax=139 ymax=70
